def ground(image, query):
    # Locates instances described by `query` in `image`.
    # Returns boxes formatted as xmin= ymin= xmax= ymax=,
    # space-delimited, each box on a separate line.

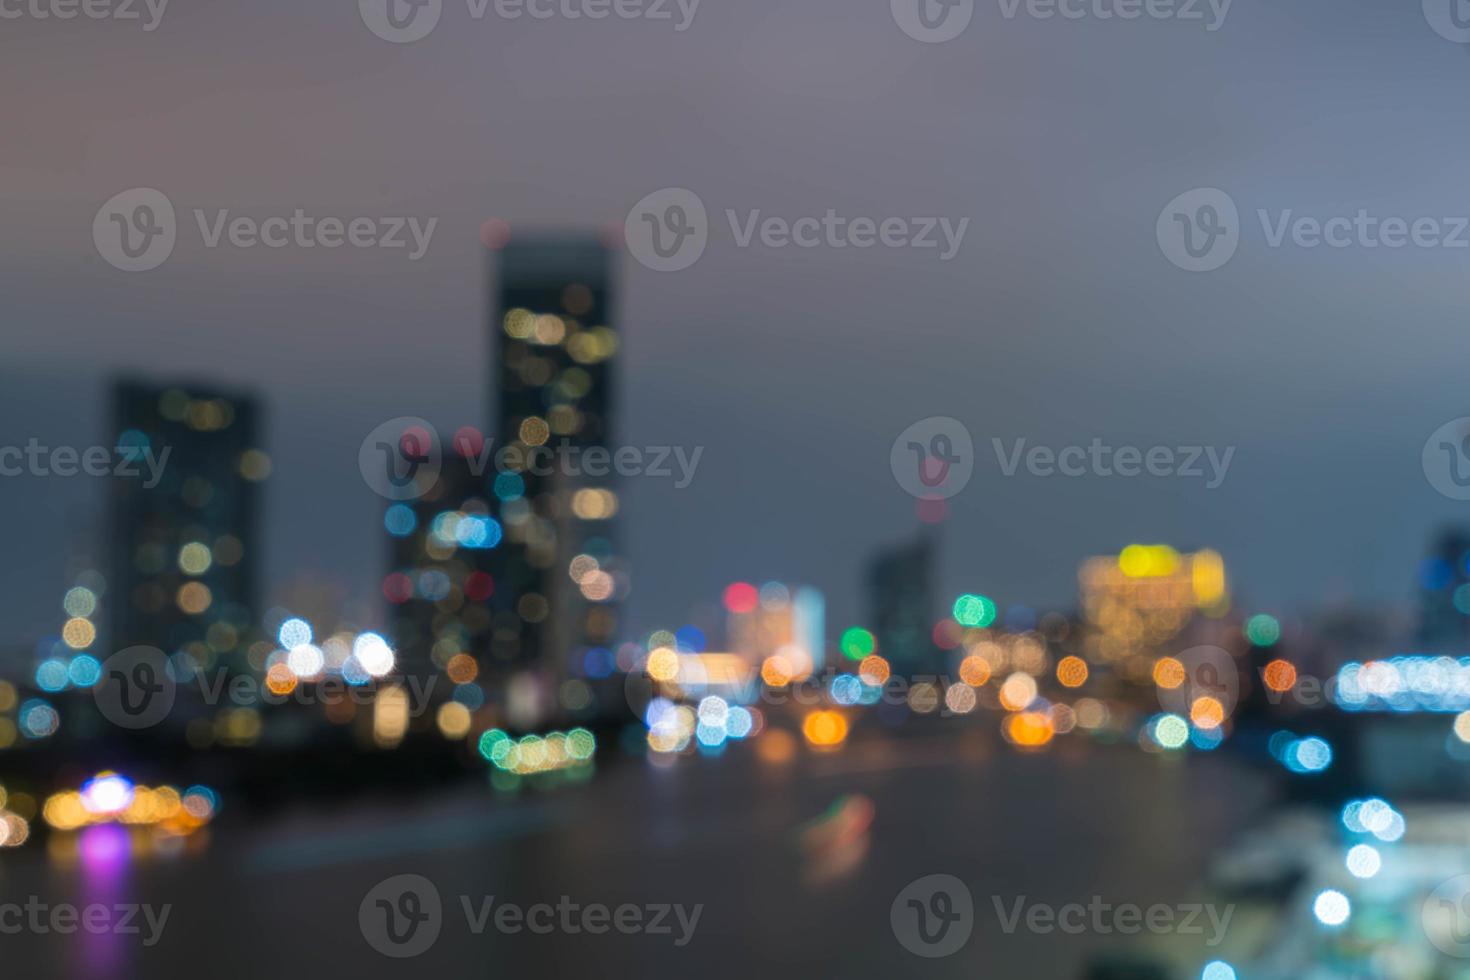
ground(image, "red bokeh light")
xmin=453 ymin=426 xmax=485 ymax=459
xmin=723 ymin=581 xmax=759 ymax=614
xmin=382 ymin=572 xmax=414 ymax=604
xmin=464 ymin=571 xmax=495 ymax=602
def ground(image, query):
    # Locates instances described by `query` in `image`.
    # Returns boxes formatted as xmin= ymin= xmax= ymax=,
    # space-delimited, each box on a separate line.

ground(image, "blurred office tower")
xmin=382 ymin=238 xmax=622 ymax=734
xmin=867 ymin=533 xmax=939 ymax=674
xmin=108 ymin=380 xmax=267 ymax=672
xmin=1078 ymin=545 xmax=1229 ymax=684
xmin=491 ymin=236 xmax=622 ymax=729
xmin=1416 ymin=528 xmax=1470 ymax=650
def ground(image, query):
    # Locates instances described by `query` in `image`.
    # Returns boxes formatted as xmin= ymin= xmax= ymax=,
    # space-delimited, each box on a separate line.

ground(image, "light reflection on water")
xmin=78 ymin=824 xmax=132 ymax=979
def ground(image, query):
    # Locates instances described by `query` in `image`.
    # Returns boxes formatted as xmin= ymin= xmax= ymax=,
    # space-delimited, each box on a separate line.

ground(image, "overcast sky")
xmin=3 ymin=0 xmax=1470 ymax=649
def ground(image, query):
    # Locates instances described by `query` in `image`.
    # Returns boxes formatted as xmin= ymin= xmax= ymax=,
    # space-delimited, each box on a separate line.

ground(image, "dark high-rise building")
xmin=867 ymin=531 xmax=938 ymax=674
xmin=1417 ymin=527 xmax=1470 ymax=650
xmin=108 ymin=380 xmax=267 ymax=670
xmin=490 ymin=237 xmax=622 ymax=729
xmin=385 ymin=238 xmax=621 ymax=734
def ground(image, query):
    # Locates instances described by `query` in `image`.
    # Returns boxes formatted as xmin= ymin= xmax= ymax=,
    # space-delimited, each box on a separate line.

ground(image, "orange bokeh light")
xmin=1263 ymin=659 xmax=1297 ymax=693
xmin=1153 ymin=657 xmax=1186 ymax=690
xmin=1056 ymin=656 xmax=1089 ymax=688
xmin=959 ymin=654 xmax=992 ymax=688
xmin=802 ymin=710 xmax=849 ymax=748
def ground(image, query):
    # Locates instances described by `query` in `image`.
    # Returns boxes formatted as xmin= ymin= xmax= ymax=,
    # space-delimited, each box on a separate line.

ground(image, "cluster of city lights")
xmin=477 ymin=728 xmax=596 ymax=777
xmin=645 ymin=696 xmax=760 ymax=754
xmin=254 ymin=617 xmax=396 ymax=692
xmin=43 ymin=773 xmax=218 ymax=838
xmin=1335 ymin=657 xmax=1470 ymax=712
xmin=635 ymin=559 xmax=1241 ymax=762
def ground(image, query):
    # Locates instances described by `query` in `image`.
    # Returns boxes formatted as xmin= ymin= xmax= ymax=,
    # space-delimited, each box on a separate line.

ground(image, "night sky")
xmin=3 ymin=0 xmax=1469 ymax=648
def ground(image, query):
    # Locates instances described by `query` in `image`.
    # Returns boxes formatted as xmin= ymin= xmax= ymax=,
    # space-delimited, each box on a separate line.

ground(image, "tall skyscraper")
xmin=491 ymin=237 xmax=621 ymax=728
xmin=108 ymin=380 xmax=267 ymax=671
xmin=382 ymin=238 xmax=621 ymax=733
xmin=867 ymin=532 xmax=939 ymax=674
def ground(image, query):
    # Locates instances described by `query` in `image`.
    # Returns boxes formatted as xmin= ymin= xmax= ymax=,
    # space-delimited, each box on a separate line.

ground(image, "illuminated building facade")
xmin=1078 ymin=544 xmax=1228 ymax=683
xmin=726 ymin=582 xmax=825 ymax=679
xmin=108 ymin=380 xmax=267 ymax=669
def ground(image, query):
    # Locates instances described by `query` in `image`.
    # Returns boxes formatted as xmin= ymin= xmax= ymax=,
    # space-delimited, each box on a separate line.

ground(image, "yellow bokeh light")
xmin=998 ymin=672 xmax=1038 ymax=711
xmin=61 ymin=617 xmax=96 ymax=650
xmin=647 ymin=647 xmax=679 ymax=682
xmin=1119 ymin=544 xmax=1180 ymax=578
xmin=436 ymin=702 xmax=472 ymax=740
xmin=519 ymin=416 xmax=550 ymax=446
xmin=178 ymin=542 xmax=212 ymax=575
